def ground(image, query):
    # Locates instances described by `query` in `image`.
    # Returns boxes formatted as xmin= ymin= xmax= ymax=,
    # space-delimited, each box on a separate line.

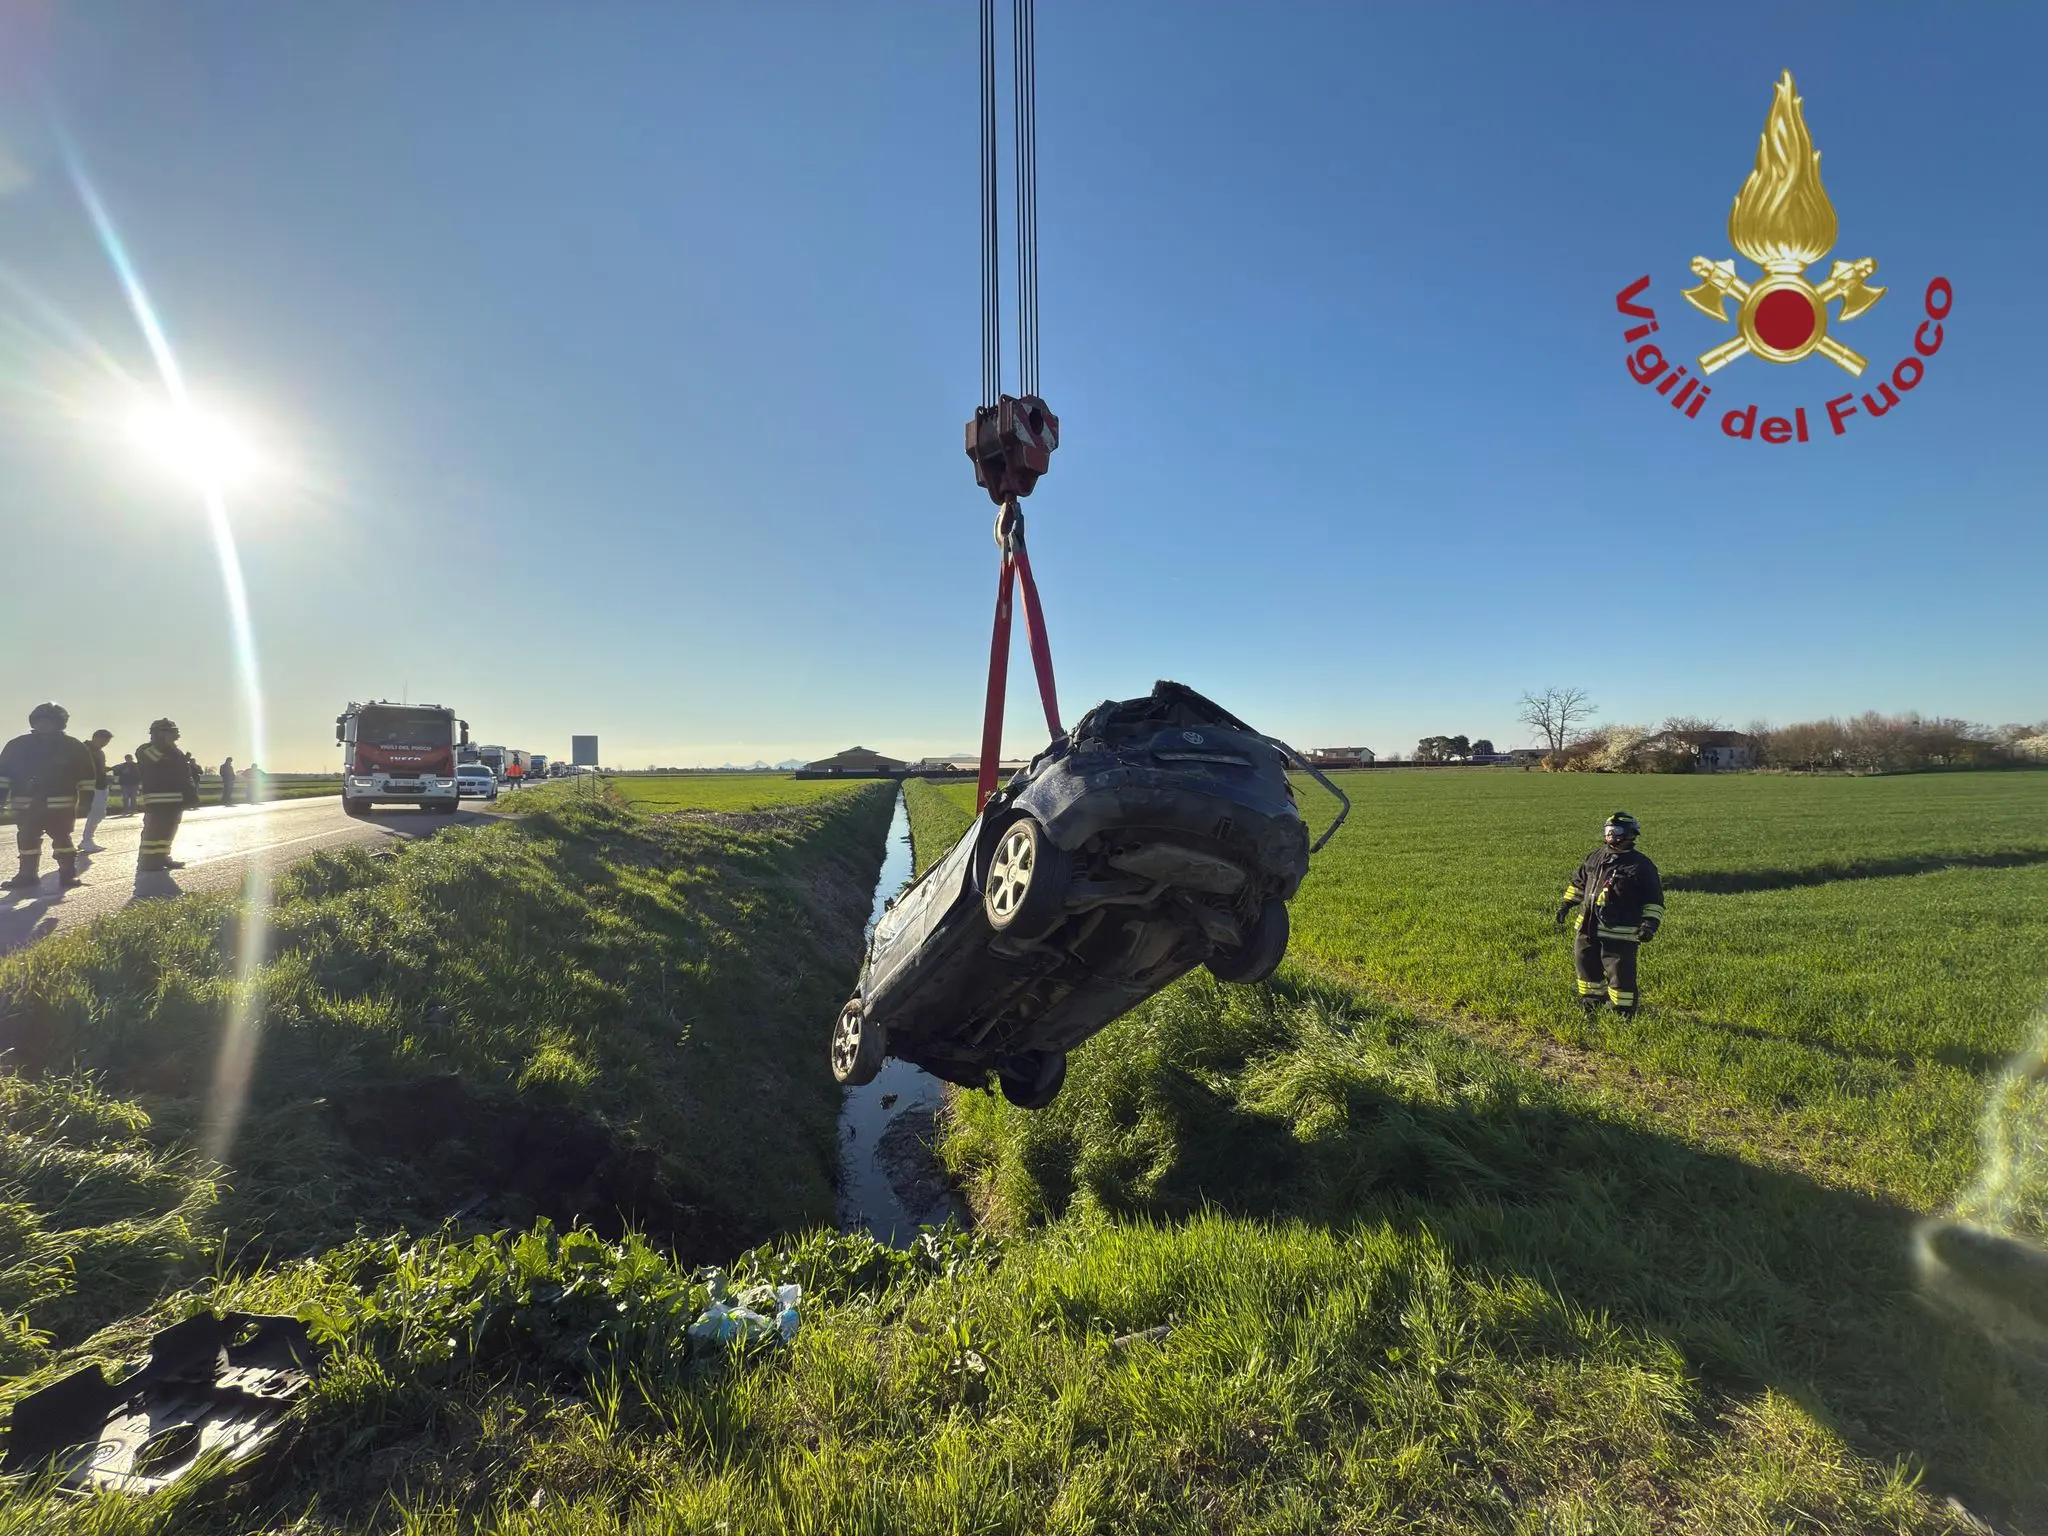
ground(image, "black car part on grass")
xmin=1 ymin=1312 xmax=321 ymax=1495
xmin=832 ymin=681 xmax=1349 ymax=1108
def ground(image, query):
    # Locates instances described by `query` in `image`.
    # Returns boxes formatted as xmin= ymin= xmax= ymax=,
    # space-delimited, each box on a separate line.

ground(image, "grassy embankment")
xmin=912 ymin=770 xmax=2048 ymax=1528
xmin=1 ymin=783 xmax=898 ymax=1525
xmin=902 ymin=775 xmax=977 ymax=877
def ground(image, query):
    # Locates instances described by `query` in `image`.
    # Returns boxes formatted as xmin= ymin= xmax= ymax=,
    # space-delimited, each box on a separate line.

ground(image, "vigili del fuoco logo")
xmin=1616 ymin=71 xmax=1951 ymax=443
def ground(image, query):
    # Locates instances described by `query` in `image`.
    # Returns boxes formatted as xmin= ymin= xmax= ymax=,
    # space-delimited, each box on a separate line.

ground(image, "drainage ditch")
xmin=835 ymin=789 xmax=965 ymax=1243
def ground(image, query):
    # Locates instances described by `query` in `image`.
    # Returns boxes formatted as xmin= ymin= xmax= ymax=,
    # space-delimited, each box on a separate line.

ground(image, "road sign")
xmin=570 ymin=735 xmax=599 ymax=768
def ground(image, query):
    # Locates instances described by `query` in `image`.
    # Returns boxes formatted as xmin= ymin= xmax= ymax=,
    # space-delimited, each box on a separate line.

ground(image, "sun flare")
xmin=123 ymin=399 xmax=263 ymax=492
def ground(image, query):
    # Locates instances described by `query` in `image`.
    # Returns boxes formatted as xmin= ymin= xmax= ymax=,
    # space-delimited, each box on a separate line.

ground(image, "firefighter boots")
xmin=3 ymin=855 xmax=39 ymax=891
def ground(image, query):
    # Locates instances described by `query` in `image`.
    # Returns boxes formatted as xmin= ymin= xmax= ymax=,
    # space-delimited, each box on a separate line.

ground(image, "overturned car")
xmin=830 ymin=681 xmax=1348 ymax=1109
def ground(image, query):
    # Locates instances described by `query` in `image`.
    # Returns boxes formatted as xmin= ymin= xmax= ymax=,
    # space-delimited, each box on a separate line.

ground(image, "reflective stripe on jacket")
xmin=1562 ymin=845 xmax=1665 ymax=941
xmin=136 ymin=741 xmax=201 ymax=807
xmin=0 ymin=731 xmax=98 ymax=813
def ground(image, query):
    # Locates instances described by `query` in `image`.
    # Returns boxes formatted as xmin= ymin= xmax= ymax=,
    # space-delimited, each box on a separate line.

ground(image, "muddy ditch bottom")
xmin=836 ymin=790 xmax=967 ymax=1244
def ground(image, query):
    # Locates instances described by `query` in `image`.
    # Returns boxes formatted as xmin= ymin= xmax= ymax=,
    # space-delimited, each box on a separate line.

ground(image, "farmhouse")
xmin=802 ymin=746 xmax=908 ymax=777
xmin=1305 ymin=746 xmax=1376 ymax=767
xmin=1644 ymin=729 xmax=1758 ymax=771
xmin=910 ymin=754 xmax=1030 ymax=777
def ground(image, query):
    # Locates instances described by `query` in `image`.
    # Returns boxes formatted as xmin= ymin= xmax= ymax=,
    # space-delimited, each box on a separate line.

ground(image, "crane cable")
xmin=975 ymin=0 xmax=1060 ymax=811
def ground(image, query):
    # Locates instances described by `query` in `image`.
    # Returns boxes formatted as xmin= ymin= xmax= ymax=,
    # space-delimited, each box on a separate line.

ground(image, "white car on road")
xmin=456 ymin=763 xmax=499 ymax=802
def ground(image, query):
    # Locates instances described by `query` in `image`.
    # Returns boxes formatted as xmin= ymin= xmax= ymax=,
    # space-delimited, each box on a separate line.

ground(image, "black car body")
xmin=831 ymin=681 xmax=1348 ymax=1108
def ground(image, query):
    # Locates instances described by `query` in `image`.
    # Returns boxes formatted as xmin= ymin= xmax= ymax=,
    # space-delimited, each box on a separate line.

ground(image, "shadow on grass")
xmin=1667 ymin=847 xmax=2048 ymax=894
xmin=0 ymin=789 xmax=894 ymax=1351
xmin=977 ymin=973 xmax=2044 ymax=1529
xmin=1670 ymin=1003 xmax=2008 ymax=1080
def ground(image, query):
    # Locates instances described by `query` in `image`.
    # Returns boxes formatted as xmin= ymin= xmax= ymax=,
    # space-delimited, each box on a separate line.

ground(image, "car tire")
xmin=983 ymin=815 xmax=1072 ymax=937
xmin=342 ymin=797 xmax=368 ymax=819
xmin=998 ymin=1050 xmax=1067 ymax=1110
xmin=1206 ymin=897 xmax=1289 ymax=985
xmin=428 ymin=798 xmax=458 ymax=814
xmin=830 ymin=997 xmax=887 ymax=1086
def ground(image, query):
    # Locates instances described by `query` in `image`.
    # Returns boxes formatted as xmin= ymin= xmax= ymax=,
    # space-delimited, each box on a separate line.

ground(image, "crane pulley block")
xmin=966 ymin=393 xmax=1059 ymax=505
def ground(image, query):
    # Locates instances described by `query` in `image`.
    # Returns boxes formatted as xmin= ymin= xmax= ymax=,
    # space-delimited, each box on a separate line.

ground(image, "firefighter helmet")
xmin=1604 ymin=811 xmax=1641 ymax=847
xmin=28 ymin=702 xmax=68 ymax=730
xmin=148 ymin=717 xmax=181 ymax=738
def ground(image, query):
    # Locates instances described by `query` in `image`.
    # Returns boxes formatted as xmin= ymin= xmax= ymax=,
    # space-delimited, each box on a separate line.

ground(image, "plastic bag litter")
xmin=687 ymin=1270 xmax=801 ymax=1350
xmin=775 ymin=1283 xmax=801 ymax=1341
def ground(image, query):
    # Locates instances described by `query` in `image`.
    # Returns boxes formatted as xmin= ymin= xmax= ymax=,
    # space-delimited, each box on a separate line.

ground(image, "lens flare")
xmin=62 ymin=138 xmax=272 ymax=1166
xmin=1918 ymin=1005 xmax=2048 ymax=1354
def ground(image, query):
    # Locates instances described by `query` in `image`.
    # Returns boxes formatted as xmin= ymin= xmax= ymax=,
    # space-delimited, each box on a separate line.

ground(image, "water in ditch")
xmin=835 ymin=788 xmax=965 ymax=1243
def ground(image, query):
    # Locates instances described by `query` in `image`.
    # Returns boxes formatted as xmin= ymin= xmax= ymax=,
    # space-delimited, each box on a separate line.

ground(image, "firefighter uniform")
xmin=136 ymin=725 xmax=201 ymax=873
xmin=0 ymin=707 xmax=98 ymax=889
xmin=1557 ymin=815 xmax=1665 ymax=1016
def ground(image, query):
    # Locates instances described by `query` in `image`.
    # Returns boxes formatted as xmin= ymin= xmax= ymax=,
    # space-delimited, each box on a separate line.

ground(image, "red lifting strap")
xmin=977 ymin=504 xmax=1061 ymax=810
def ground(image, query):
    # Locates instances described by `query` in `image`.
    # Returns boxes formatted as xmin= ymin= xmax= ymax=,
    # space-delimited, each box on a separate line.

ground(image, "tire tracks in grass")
xmin=1292 ymin=953 xmax=1922 ymax=1212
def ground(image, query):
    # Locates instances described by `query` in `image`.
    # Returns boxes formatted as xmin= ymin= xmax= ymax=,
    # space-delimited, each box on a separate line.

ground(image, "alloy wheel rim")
xmin=831 ymin=1005 xmax=862 ymax=1072
xmin=990 ymin=827 xmax=1034 ymax=917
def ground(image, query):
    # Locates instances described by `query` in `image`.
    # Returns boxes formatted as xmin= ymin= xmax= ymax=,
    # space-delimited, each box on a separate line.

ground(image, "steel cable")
xmin=979 ymin=0 xmax=1001 ymax=407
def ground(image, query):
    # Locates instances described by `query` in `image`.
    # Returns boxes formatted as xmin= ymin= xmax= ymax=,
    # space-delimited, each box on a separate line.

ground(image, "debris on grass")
xmin=1 ymin=1311 xmax=320 ymax=1495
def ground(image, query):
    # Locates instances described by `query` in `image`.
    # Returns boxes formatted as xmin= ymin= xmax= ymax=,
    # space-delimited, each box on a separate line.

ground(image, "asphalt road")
xmin=0 ymin=796 xmax=495 ymax=957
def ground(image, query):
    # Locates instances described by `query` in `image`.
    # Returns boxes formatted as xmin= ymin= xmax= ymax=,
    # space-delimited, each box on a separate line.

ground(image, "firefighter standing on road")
xmin=1555 ymin=811 xmax=1665 ymax=1018
xmin=136 ymin=719 xmax=201 ymax=873
xmin=0 ymin=703 xmax=98 ymax=890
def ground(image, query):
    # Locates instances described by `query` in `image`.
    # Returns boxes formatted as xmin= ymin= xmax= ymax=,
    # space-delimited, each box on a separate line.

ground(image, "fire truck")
xmin=335 ymin=701 xmax=469 ymax=816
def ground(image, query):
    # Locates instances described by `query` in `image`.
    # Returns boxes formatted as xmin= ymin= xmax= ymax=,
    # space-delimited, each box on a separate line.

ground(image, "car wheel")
xmin=830 ymin=997 xmax=887 ymax=1086
xmin=998 ymin=1050 xmax=1067 ymax=1110
xmin=429 ymin=798 xmax=458 ymax=813
xmin=1206 ymin=897 xmax=1289 ymax=985
xmin=983 ymin=816 xmax=1072 ymax=937
xmin=342 ymin=797 xmax=368 ymax=818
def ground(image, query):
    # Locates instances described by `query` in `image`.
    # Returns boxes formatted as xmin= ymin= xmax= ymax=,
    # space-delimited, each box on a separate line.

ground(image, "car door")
xmin=867 ymin=814 xmax=985 ymax=1001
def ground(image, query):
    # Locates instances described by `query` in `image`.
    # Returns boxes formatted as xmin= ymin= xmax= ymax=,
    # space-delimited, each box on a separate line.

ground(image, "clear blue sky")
xmin=1 ymin=2 xmax=2040 ymax=769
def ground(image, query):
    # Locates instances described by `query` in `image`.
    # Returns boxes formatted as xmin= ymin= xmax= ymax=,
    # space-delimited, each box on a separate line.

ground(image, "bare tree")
xmin=1517 ymin=687 xmax=1595 ymax=752
xmin=1659 ymin=715 xmax=1727 ymax=736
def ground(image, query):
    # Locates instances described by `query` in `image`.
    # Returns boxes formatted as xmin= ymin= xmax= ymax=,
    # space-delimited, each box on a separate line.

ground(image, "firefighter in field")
xmin=0 ymin=703 xmax=99 ymax=891
xmin=1555 ymin=811 xmax=1665 ymax=1018
xmin=135 ymin=718 xmax=201 ymax=873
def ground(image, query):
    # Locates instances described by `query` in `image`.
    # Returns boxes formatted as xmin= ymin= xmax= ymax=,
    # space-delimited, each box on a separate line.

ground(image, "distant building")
xmin=1643 ymin=729 xmax=1758 ymax=771
xmin=1305 ymin=747 xmax=1376 ymax=768
xmin=1507 ymin=748 xmax=1546 ymax=766
xmin=909 ymin=754 xmax=1029 ymax=777
xmin=802 ymin=746 xmax=908 ymax=777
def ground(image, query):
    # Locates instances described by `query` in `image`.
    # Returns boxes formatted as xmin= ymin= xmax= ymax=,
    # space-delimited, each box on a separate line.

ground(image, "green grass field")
xmin=1283 ymin=770 xmax=2048 ymax=1206
xmin=5 ymin=768 xmax=2045 ymax=1531
xmin=907 ymin=770 xmax=2048 ymax=1206
xmin=901 ymin=770 xmax=2048 ymax=1525
xmin=608 ymin=773 xmax=877 ymax=814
